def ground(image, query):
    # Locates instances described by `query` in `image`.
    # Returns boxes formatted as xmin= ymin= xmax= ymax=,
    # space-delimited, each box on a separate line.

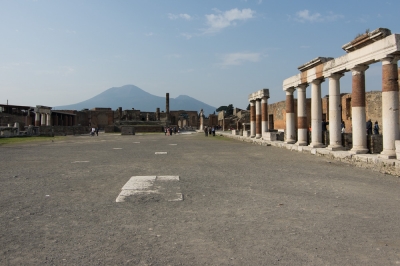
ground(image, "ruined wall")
xmin=39 ymin=126 xmax=91 ymax=136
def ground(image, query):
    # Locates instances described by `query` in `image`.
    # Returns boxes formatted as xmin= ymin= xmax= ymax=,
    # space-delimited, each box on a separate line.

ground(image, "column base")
xmin=295 ymin=141 xmax=307 ymax=146
xmin=378 ymin=150 xmax=396 ymax=159
xmin=309 ymin=143 xmax=324 ymax=148
xmin=326 ymin=145 xmax=344 ymax=151
xmin=349 ymin=148 xmax=368 ymax=154
xmin=256 ymin=135 xmax=261 ymax=139
xmin=285 ymin=140 xmax=296 ymax=144
xmin=250 ymin=135 xmax=256 ymax=138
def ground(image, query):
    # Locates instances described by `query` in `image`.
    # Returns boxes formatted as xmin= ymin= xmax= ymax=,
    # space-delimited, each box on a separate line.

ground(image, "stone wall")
xmin=39 ymin=126 xmax=91 ymax=136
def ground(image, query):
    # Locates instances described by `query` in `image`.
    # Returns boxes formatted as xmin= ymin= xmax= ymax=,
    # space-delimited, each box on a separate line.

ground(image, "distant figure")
xmin=322 ymin=119 xmax=328 ymax=132
xmin=341 ymin=121 xmax=345 ymax=133
xmin=164 ymin=127 xmax=167 ymax=136
xmin=212 ymin=126 xmax=215 ymax=136
xmin=373 ymin=121 xmax=380 ymax=135
xmin=366 ymin=119 xmax=373 ymax=135
xmin=96 ymin=127 xmax=99 ymax=136
xmin=208 ymin=126 xmax=212 ymax=136
xmin=174 ymin=127 xmax=176 ymax=134
xmin=204 ymin=126 xmax=208 ymax=137
xmin=91 ymin=128 xmax=95 ymax=137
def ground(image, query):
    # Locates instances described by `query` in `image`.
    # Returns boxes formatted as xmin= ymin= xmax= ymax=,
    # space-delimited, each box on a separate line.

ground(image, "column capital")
xmin=351 ymin=65 xmax=369 ymax=75
xmin=311 ymin=78 xmax=324 ymax=85
xmin=381 ymin=56 xmax=400 ymax=65
xmin=327 ymin=73 xmax=344 ymax=80
xmin=297 ymin=84 xmax=308 ymax=90
xmin=285 ymin=87 xmax=295 ymax=95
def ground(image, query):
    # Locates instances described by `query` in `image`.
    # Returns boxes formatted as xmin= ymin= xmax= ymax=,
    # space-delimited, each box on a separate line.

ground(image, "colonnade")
xmin=34 ymin=110 xmax=76 ymax=127
xmin=248 ymin=89 xmax=270 ymax=139
xmin=283 ymin=29 xmax=400 ymax=158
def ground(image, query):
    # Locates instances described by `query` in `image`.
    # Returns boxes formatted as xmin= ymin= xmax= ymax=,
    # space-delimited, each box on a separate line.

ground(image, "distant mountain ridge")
xmin=55 ymin=85 xmax=217 ymax=115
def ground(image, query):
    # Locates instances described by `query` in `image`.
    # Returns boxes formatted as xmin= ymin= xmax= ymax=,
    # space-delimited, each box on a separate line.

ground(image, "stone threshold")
xmin=216 ymin=131 xmax=400 ymax=177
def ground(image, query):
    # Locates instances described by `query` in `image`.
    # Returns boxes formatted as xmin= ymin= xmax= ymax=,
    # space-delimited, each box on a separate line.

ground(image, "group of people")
xmin=164 ymin=126 xmax=178 ymax=136
xmin=366 ymin=119 xmax=380 ymax=135
xmin=314 ymin=119 xmax=380 ymax=135
xmin=204 ymin=126 xmax=216 ymax=137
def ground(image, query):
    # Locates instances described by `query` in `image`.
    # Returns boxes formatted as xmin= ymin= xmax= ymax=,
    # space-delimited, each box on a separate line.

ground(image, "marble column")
xmin=35 ymin=112 xmax=40 ymax=126
xmin=255 ymin=99 xmax=261 ymax=139
xmin=200 ymin=116 xmax=204 ymax=131
xmin=261 ymin=96 xmax=268 ymax=135
xmin=350 ymin=65 xmax=369 ymax=154
xmin=327 ymin=73 xmax=344 ymax=150
xmin=41 ymin=113 xmax=46 ymax=126
xmin=250 ymin=100 xmax=256 ymax=138
xmin=285 ymin=88 xmax=296 ymax=144
xmin=46 ymin=113 xmax=51 ymax=126
xmin=379 ymin=57 xmax=399 ymax=159
xmin=295 ymin=84 xmax=308 ymax=146
xmin=309 ymin=79 xmax=324 ymax=148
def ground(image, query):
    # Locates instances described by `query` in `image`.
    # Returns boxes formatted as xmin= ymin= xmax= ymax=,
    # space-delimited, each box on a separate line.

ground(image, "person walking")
xmin=204 ymin=126 xmax=208 ymax=137
xmin=212 ymin=126 xmax=215 ymax=136
xmin=96 ymin=127 xmax=99 ymax=136
xmin=366 ymin=119 xmax=373 ymax=135
xmin=341 ymin=121 xmax=345 ymax=133
xmin=373 ymin=121 xmax=380 ymax=135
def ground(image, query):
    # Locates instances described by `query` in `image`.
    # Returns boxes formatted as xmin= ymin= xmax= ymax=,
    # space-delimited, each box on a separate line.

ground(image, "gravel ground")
xmin=1 ymin=132 xmax=400 ymax=265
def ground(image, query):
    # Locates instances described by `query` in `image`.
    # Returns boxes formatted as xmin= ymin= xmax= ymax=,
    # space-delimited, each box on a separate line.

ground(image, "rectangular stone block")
xmin=263 ymin=132 xmax=277 ymax=141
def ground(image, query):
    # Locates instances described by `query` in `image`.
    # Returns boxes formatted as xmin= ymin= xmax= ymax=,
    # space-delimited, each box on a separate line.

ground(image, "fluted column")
xmin=41 ymin=113 xmax=46 ymax=126
xmin=296 ymin=84 xmax=308 ymax=146
xmin=309 ymin=79 xmax=324 ymax=148
xmin=255 ymin=99 xmax=261 ymax=139
xmin=350 ymin=65 xmax=369 ymax=154
xmin=250 ymin=100 xmax=256 ymax=138
xmin=327 ymin=73 xmax=344 ymax=150
xmin=379 ymin=57 xmax=399 ymax=159
xmin=35 ymin=112 xmax=40 ymax=126
xmin=261 ymin=96 xmax=268 ymax=136
xmin=285 ymin=88 xmax=296 ymax=144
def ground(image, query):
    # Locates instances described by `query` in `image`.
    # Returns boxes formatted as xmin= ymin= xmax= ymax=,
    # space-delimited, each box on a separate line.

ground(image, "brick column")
xmin=255 ymin=98 xmax=261 ymax=139
xmin=309 ymin=79 xmax=324 ymax=148
xmin=327 ymin=73 xmax=344 ymax=150
xmin=250 ymin=100 xmax=256 ymax=138
xmin=285 ymin=88 xmax=296 ymax=144
xmin=350 ymin=65 xmax=369 ymax=154
xmin=35 ymin=112 xmax=40 ymax=126
xmin=261 ymin=96 xmax=268 ymax=135
xmin=296 ymin=84 xmax=308 ymax=146
xmin=41 ymin=113 xmax=46 ymax=126
xmin=379 ymin=57 xmax=399 ymax=159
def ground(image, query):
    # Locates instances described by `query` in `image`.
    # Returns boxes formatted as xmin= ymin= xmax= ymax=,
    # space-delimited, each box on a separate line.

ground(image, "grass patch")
xmin=0 ymin=136 xmax=66 ymax=146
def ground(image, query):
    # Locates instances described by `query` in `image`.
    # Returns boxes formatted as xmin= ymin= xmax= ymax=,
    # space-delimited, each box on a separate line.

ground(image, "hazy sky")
xmin=1 ymin=0 xmax=400 ymax=110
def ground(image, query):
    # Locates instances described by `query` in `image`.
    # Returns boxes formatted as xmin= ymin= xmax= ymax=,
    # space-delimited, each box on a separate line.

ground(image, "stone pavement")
xmin=217 ymin=131 xmax=400 ymax=177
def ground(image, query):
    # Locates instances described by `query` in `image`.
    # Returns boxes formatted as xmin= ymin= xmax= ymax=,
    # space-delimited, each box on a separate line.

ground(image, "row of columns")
xmin=285 ymin=56 xmax=399 ymax=158
xmin=34 ymin=112 xmax=76 ymax=127
xmin=249 ymin=89 xmax=270 ymax=139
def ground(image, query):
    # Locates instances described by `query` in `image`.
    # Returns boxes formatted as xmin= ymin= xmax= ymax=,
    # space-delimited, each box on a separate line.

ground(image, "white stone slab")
xmin=133 ymin=142 xmax=140 ymax=143
xmin=121 ymin=176 xmax=156 ymax=190
xmin=169 ymin=144 xmax=178 ymax=146
xmin=113 ymin=148 xmax=123 ymax=150
xmin=155 ymin=152 xmax=168 ymax=154
xmin=71 ymin=161 xmax=90 ymax=163
xmin=157 ymin=176 xmax=180 ymax=181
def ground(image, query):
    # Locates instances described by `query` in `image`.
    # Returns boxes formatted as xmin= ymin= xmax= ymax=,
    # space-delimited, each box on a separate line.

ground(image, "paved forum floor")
xmin=1 ymin=132 xmax=400 ymax=265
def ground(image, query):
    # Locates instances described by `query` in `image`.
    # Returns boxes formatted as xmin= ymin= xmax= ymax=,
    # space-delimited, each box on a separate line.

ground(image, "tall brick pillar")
xmin=296 ymin=84 xmax=308 ymax=146
xmin=350 ymin=65 xmax=369 ymax=154
xmin=309 ymin=79 xmax=324 ymax=148
xmin=327 ymin=73 xmax=344 ymax=150
xmin=255 ymin=98 xmax=261 ymax=139
xmin=249 ymin=100 xmax=256 ymax=138
xmin=285 ymin=88 xmax=296 ymax=144
xmin=166 ymin=93 xmax=170 ymax=120
xmin=379 ymin=57 xmax=399 ymax=159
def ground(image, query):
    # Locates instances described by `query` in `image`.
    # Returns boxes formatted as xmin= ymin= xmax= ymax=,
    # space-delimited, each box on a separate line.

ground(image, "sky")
xmin=1 ymin=0 xmax=400 ymax=110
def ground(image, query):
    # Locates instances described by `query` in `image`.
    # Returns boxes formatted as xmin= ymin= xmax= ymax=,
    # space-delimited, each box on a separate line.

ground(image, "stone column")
xmin=296 ymin=84 xmax=308 ymax=146
xmin=285 ymin=88 xmax=296 ymax=144
xmin=166 ymin=93 xmax=170 ymax=120
xmin=250 ymin=100 xmax=256 ymax=138
xmin=350 ymin=65 xmax=369 ymax=154
xmin=379 ymin=57 xmax=399 ymax=159
xmin=46 ymin=113 xmax=51 ymax=126
xmin=327 ymin=73 xmax=344 ymax=150
xmin=35 ymin=112 xmax=40 ymax=126
xmin=54 ymin=115 xmax=58 ymax=126
xmin=261 ymin=96 xmax=268 ymax=135
xmin=69 ymin=116 xmax=73 ymax=126
xmin=41 ymin=113 xmax=46 ymax=126
xmin=309 ymin=79 xmax=324 ymax=148
xmin=255 ymin=98 xmax=261 ymax=139
xmin=156 ymin=108 xmax=160 ymax=121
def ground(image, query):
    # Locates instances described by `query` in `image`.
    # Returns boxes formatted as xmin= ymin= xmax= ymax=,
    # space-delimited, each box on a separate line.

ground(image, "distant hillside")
xmin=54 ymin=85 xmax=216 ymax=115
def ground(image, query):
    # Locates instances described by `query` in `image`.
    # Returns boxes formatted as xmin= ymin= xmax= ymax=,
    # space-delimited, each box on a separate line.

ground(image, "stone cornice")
xmin=342 ymin=28 xmax=391 ymax=53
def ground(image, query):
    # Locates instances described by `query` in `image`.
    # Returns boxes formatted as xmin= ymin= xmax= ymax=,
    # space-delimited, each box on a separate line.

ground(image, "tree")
xmin=246 ymin=104 xmax=250 ymax=110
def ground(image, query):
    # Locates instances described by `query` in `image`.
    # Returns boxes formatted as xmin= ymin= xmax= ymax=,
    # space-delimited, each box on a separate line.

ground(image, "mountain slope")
xmin=55 ymin=85 xmax=216 ymax=115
